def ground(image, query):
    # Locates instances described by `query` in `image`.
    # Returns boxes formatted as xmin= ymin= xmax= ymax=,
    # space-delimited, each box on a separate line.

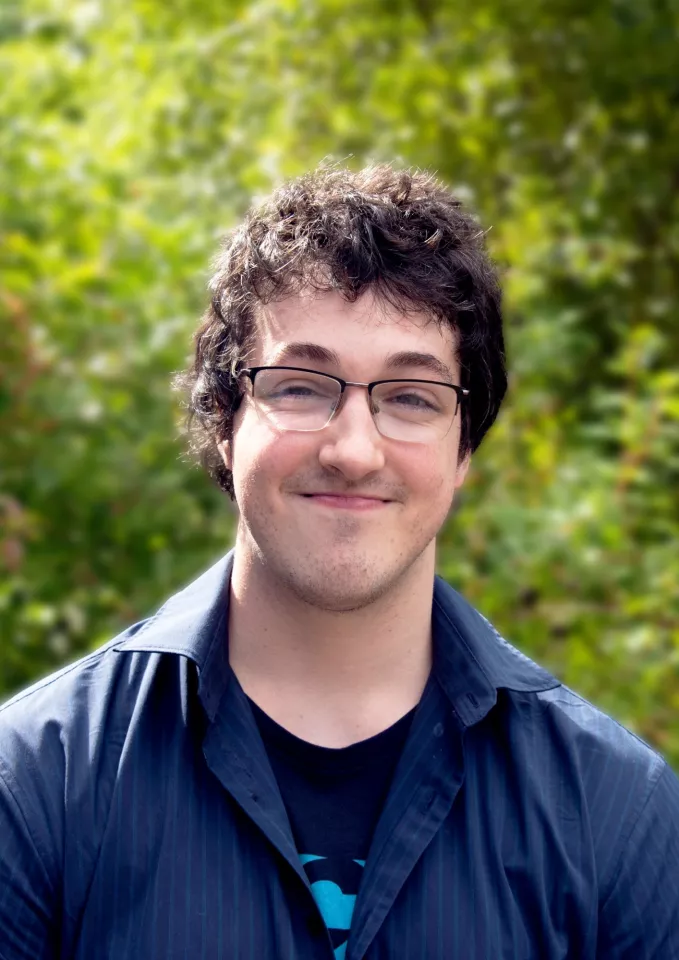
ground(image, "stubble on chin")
xmin=265 ymin=534 xmax=433 ymax=613
xmin=236 ymin=493 xmax=441 ymax=613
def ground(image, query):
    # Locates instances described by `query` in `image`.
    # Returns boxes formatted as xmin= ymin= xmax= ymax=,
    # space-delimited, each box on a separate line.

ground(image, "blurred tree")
xmin=1 ymin=0 xmax=678 ymax=763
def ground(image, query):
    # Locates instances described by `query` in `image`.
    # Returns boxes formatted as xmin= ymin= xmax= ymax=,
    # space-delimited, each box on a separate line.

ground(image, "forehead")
xmin=251 ymin=289 xmax=458 ymax=374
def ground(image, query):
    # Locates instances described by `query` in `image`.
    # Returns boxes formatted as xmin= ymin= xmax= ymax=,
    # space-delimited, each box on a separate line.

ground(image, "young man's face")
xmin=219 ymin=289 xmax=470 ymax=611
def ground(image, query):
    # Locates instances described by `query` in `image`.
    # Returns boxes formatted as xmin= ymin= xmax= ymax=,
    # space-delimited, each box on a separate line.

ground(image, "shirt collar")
xmin=114 ymin=550 xmax=559 ymax=727
xmin=113 ymin=551 xmax=234 ymax=720
xmin=431 ymin=576 xmax=559 ymax=726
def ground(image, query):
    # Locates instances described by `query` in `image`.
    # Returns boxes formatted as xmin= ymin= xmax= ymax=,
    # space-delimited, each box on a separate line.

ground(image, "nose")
xmin=317 ymin=386 xmax=386 ymax=480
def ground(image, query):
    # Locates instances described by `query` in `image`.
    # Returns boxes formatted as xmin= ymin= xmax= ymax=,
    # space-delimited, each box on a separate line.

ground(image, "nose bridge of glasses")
xmin=330 ymin=379 xmax=379 ymax=427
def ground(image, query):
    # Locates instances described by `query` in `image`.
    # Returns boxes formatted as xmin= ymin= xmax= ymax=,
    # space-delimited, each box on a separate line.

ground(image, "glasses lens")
xmin=253 ymin=369 xmax=340 ymax=430
xmin=372 ymin=381 xmax=458 ymax=441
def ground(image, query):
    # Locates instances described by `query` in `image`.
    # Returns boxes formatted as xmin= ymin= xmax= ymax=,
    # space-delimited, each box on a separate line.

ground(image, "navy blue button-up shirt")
xmin=1 ymin=551 xmax=678 ymax=959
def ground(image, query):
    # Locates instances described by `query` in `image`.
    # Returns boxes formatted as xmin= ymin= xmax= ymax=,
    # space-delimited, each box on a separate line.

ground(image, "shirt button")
xmin=433 ymin=722 xmax=444 ymax=737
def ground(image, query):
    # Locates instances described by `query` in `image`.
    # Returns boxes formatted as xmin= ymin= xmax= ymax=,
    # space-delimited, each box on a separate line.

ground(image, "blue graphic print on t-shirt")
xmin=300 ymin=855 xmax=366 ymax=959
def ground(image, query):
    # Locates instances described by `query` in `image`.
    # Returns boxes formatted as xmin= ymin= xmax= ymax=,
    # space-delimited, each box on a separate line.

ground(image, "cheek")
xmin=231 ymin=441 xmax=275 ymax=505
xmin=401 ymin=447 xmax=456 ymax=502
xmin=230 ymin=413 xmax=269 ymax=499
xmin=230 ymin=418 xmax=314 ymax=500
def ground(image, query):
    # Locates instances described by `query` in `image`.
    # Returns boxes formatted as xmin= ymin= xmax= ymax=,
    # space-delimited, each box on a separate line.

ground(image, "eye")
xmin=259 ymin=374 xmax=338 ymax=403
xmin=384 ymin=389 xmax=439 ymax=411
xmin=274 ymin=382 xmax=321 ymax=398
xmin=395 ymin=392 xmax=433 ymax=407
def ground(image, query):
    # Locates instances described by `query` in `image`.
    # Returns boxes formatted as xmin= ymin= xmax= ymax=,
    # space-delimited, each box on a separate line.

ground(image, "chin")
xmin=292 ymin=582 xmax=387 ymax=613
xmin=279 ymin=558 xmax=402 ymax=613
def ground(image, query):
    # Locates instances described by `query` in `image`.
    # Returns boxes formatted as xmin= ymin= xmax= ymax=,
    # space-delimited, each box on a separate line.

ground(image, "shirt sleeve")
xmin=598 ymin=760 xmax=679 ymax=958
xmin=0 ymin=761 xmax=57 ymax=959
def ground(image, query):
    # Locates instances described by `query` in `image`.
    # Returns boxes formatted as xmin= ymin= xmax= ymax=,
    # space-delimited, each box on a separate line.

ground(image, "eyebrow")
xmin=267 ymin=342 xmax=455 ymax=383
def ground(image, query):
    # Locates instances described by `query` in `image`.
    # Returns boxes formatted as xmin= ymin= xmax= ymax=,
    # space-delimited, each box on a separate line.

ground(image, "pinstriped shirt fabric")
xmin=1 ymin=551 xmax=678 ymax=959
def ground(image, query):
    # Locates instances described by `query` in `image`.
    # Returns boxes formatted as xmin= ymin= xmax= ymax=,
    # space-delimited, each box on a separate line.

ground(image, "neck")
xmin=227 ymin=543 xmax=436 ymax=747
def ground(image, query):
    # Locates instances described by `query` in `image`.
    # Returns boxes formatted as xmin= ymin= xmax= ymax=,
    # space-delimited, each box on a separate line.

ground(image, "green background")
xmin=1 ymin=0 xmax=678 ymax=767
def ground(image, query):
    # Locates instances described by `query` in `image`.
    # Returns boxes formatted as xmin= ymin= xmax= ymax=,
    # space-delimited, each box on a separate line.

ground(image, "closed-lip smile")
xmin=300 ymin=492 xmax=391 ymax=509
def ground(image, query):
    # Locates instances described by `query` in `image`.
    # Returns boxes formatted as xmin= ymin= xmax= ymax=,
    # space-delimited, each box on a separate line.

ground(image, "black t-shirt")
xmin=248 ymin=697 xmax=415 ymax=958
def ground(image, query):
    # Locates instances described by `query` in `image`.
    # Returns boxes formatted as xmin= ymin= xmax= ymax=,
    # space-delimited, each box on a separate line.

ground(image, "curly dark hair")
xmin=175 ymin=163 xmax=507 ymax=498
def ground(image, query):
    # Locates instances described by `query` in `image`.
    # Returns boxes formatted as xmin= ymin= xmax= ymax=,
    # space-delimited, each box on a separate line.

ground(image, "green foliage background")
xmin=1 ymin=0 xmax=678 ymax=765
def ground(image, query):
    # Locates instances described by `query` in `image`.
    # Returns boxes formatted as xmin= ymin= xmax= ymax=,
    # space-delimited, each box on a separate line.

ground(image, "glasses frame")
xmin=240 ymin=365 xmax=470 ymax=439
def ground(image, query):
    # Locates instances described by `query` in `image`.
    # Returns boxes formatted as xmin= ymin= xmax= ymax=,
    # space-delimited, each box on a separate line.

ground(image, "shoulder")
xmin=0 ymin=616 xmax=194 ymax=912
xmin=0 ymin=621 xmax=166 ymax=832
xmin=522 ymin=682 xmax=666 ymax=786
xmin=1 ymin=621 xmax=154 ymax=749
xmin=495 ymin=679 xmax=668 ymax=815
xmin=438 ymin=578 xmax=677 ymax=883
xmin=434 ymin=575 xmax=668 ymax=793
xmin=0 ymin=617 xmax=196 ymax=950
xmin=0 ymin=552 xmax=233 ymax=801
xmin=499 ymin=682 xmax=677 ymax=889
xmin=498 ymin=687 xmax=679 ymax=951
xmin=530 ymin=690 xmax=679 ymax=949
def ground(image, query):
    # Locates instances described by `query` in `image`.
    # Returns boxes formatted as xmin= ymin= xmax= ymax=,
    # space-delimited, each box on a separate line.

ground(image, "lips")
xmin=301 ymin=493 xmax=389 ymax=502
xmin=300 ymin=493 xmax=391 ymax=509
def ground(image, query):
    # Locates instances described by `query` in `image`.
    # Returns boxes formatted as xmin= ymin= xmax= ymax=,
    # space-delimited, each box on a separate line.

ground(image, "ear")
xmin=217 ymin=439 xmax=232 ymax=472
xmin=454 ymin=453 xmax=471 ymax=490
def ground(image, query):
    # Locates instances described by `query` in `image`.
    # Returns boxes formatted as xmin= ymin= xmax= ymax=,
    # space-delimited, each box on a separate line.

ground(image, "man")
xmin=1 ymin=165 xmax=677 ymax=960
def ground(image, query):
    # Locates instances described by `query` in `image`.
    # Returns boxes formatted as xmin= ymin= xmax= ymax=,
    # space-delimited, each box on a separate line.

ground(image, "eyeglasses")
xmin=240 ymin=366 xmax=469 ymax=443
